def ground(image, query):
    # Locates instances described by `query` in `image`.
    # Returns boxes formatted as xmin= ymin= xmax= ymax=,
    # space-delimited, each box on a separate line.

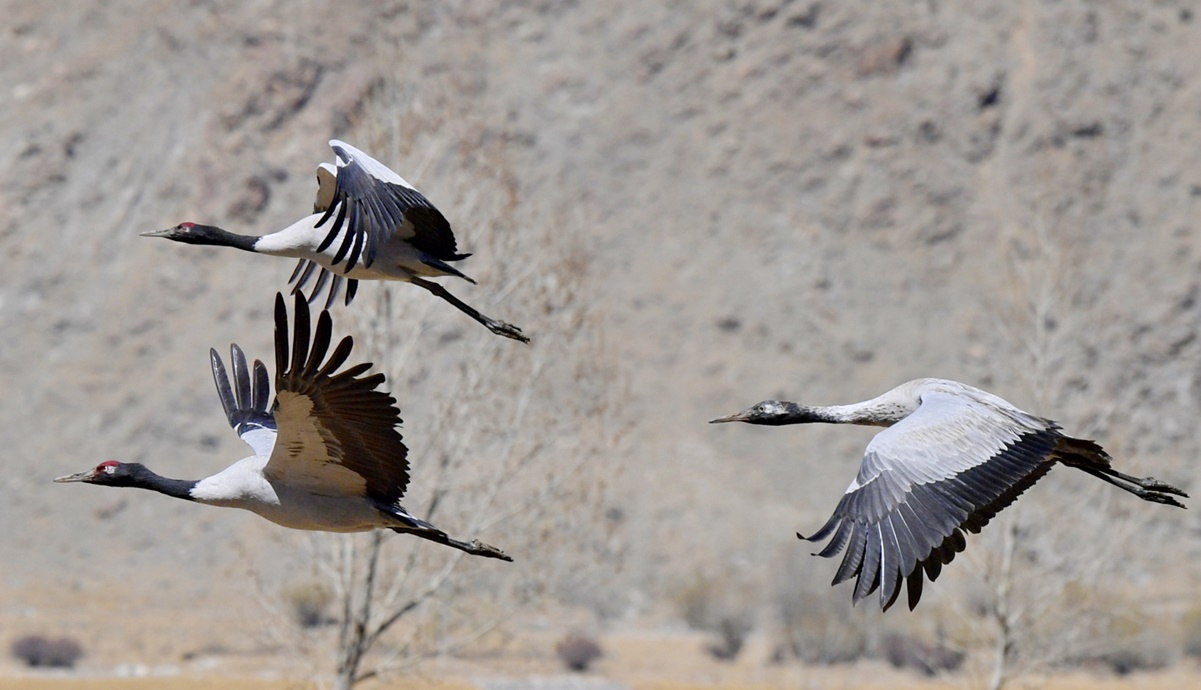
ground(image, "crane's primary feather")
xmin=265 ymin=293 xmax=411 ymax=505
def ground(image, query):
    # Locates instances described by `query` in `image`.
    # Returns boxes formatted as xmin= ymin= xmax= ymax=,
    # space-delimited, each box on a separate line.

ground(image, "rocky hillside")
xmin=2 ymin=0 xmax=1199 ymax=675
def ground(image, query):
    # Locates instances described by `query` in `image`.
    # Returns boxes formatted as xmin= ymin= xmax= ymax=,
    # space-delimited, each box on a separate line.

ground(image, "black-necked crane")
xmin=142 ymin=140 xmax=529 ymax=343
xmin=55 ymin=292 xmax=511 ymax=561
xmin=711 ymin=377 xmax=1187 ymax=611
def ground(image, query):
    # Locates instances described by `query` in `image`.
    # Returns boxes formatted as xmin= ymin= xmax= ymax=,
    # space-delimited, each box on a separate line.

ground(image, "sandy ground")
xmin=3 ymin=664 xmax=1200 ymax=690
xmin=3 ymin=630 xmax=1200 ymax=690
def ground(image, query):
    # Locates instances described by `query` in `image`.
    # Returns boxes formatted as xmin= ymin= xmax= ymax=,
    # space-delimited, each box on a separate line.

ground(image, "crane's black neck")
xmin=175 ymin=225 xmax=261 ymax=252
xmin=740 ymin=401 xmax=880 ymax=426
xmin=783 ymin=402 xmax=897 ymax=426
xmin=109 ymin=464 xmax=199 ymax=501
xmin=770 ymin=402 xmax=843 ymax=425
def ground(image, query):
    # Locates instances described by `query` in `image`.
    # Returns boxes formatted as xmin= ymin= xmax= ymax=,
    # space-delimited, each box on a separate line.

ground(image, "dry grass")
xmin=2 ymin=642 xmax=1199 ymax=690
xmin=4 ymin=675 xmax=1200 ymax=690
xmin=2 ymin=675 xmax=1196 ymax=690
xmin=0 ymin=680 xmax=312 ymax=690
xmin=0 ymin=679 xmax=476 ymax=690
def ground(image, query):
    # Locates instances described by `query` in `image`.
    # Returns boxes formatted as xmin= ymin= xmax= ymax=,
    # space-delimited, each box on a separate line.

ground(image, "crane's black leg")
xmin=381 ymin=504 xmax=513 ymax=560
xmin=389 ymin=525 xmax=513 ymax=561
xmin=408 ymin=277 xmax=530 ymax=344
xmin=1069 ymin=463 xmax=1188 ymax=508
xmin=1104 ymin=468 xmax=1189 ymax=497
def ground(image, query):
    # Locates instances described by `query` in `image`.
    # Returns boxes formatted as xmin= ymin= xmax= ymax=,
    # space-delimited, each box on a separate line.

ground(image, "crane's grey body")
xmin=712 ymin=377 xmax=1187 ymax=611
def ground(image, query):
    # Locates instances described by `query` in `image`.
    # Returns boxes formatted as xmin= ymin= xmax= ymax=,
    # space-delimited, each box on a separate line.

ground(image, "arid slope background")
xmin=2 ymin=0 xmax=1200 ymax=685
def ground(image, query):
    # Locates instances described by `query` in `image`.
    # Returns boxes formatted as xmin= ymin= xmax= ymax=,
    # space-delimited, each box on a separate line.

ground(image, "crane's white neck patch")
xmin=190 ymin=457 xmax=279 ymax=506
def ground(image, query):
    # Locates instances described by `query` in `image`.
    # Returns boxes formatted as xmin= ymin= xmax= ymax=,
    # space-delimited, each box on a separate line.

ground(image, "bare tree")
xmin=254 ymin=80 xmax=625 ymax=690
xmin=944 ymin=222 xmax=1181 ymax=689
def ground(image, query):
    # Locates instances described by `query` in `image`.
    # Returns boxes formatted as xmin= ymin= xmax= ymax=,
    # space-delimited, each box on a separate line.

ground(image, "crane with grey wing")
xmin=711 ymin=378 xmax=1187 ymax=611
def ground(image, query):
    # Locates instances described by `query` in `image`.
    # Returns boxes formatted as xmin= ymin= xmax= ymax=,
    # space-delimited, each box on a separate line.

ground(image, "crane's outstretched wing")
xmin=800 ymin=391 xmax=1059 ymax=611
xmin=263 ymin=292 xmax=411 ymax=505
xmin=210 ymin=344 xmax=277 ymax=457
xmin=313 ymin=139 xmax=469 ymax=274
xmin=288 ymin=163 xmax=359 ymax=309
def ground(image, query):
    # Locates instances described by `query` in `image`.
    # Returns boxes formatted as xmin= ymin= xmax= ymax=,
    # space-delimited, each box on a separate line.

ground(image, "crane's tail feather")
xmin=1055 ymin=437 xmax=1188 ymax=508
xmin=420 ymin=255 xmax=476 ymax=284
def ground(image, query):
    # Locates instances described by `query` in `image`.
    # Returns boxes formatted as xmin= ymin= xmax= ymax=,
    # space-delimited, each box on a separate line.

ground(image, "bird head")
xmin=710 ymin=400 xmax=797 ymax=425
xmin=54 ymin=460 xmax=142 ymax=486
xmin=141 ymin=222 xmax=208 ymax=243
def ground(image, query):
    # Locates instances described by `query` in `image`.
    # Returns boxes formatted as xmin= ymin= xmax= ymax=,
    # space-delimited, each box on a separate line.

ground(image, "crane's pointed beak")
xmin=53 ymin=470 xmax=92 ymax=483
xmin=139 ymin=228 xmax=173 ymax=238
xmin=709 ymin=410 xmax=751 ymax=424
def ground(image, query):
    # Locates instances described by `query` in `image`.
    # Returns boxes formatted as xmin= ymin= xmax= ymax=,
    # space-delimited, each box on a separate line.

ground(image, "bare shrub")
xmin=674 ymin=572 xmax=755 ymax=661
xmin=1092 ymin=647 xmax=1171 ymax=677
xmin=1066 ymin=612 xmax=1174 ymax=676
xmin=706 ymin=614 xmax=752 ymax=661
xmin=771 ymin=607 xmax=865 ymax=666
xmin=675 ymin=574 xmax=719 ymax=631
xmin=282 ymin=580 xmax=332 ymax=628
xmin=11 ymin=635 xmax=84 ymax=668
xmin=771 ymin=559 xmax=868 ymax=665
xmin=882 ymin=633 xmax=964 ymax=676
xmin=556 ymin=634 xmax=603 ymax=672
xmin=1183 ymin=605 xmax=1201 ymax=660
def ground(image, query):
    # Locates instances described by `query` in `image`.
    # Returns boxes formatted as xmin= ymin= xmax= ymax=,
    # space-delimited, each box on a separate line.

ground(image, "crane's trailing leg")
xmin=1067 ymin=465 xmax=1187 ymax=508
xmin=382 ymin=505 xmax=513 ymax=561
xmin=389 ymin=526 xmax=513 ymax=561
xmin=1054 ymin=436 xmax=1188 ymax=508
xmin=409 ymin=276 xmax=530 ymax=344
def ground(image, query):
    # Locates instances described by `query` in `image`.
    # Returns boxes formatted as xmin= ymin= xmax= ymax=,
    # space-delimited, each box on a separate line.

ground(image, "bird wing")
xmin=286 ymin=162 xmax=359 ymax=309
xmin=313 ymin=162 xmax=337 ymax=214
xmin=262 ymin=292 xmax=411 ymax=504
xmin=210 ymin=344 xmax=277 ymax=457
xmin=313 ymin=139 xmax=466 ymax=273
xmin=287 ymin=256 xmax=358 ymax=310
xmin=801 ymin=391 xmax=1058 ymax=611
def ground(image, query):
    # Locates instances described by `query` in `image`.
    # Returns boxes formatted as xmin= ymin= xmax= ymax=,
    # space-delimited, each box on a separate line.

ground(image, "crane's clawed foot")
xmin=485 ymin=317 xmax=530 ymax=344
xmin=468 ymin=538 xmax=513 ymax=562
xmin=1137 ymin=491 xmax=1187 ymax=509
xmin=1126 ymin=474 xmax=1188 ymax=507
xmin=1137 ymin=476 xmax=1189 ymax=498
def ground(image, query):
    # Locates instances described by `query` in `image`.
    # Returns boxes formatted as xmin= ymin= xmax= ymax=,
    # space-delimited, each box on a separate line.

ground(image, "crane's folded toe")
xmin=470 ymin=539 xmax=514 ymax=562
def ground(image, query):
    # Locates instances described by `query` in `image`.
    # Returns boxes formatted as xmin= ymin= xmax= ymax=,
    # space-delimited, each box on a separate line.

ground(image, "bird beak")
xmin=709 ymin=410 xmax=750 ymax=424
xmin=53 ymin=470 xmax=92 ymax=483
xmin=139 ymin=228 xmax=173 ymax=238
